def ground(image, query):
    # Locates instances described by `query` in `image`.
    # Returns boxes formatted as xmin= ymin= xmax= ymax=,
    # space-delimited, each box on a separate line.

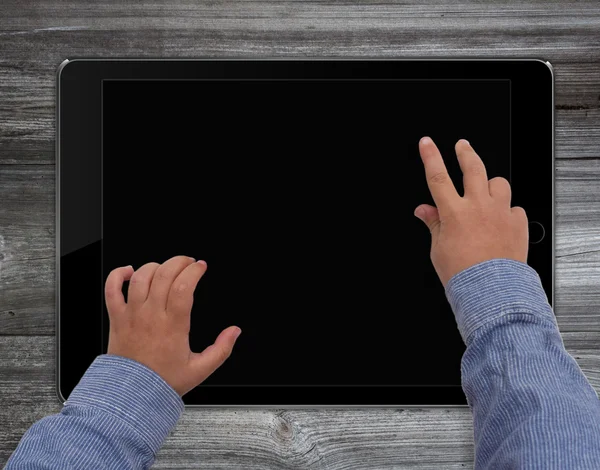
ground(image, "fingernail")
xmin=414 ymin=207 xmax=425 ymax=218
xmin=233 ymin=327 xmax=242 ymax=339
xmin=125 ymin=265 xmax=133 ymax=270
xmin=197 ymin=259 xmax=207 ymax=266
xmin=462 ymin=139 xmax=470 ymax=145
xmin=420 ymin=136 xmax=431 ymax=145
xmin=189 ymin=257 xmax=196 ymax=262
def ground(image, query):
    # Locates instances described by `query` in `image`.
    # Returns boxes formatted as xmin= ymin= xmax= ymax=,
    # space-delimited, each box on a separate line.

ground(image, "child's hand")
xmin=414 ymin=137 xmax=529 ymax=287
xmin=104 ymin=256 xmax=241 ymax=396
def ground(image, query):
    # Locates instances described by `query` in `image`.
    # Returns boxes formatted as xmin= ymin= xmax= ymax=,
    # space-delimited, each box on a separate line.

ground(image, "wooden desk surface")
xmin=1 ymin=1 xmax=599 ymax=467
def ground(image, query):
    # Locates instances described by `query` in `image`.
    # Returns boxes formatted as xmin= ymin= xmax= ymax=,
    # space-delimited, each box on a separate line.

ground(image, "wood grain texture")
xmin=1 ymin=336 xmax=599 ymax=468
xmin=1 ymin=0 xmax=599 ymax=468
xmin=1 ymin=2 xmax=600 ymax=164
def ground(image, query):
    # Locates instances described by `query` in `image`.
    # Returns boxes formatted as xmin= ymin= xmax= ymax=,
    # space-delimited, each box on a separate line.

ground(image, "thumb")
xmin=189 ymin=326 xmax=241 ymax=385
xmin=414 ymin=204 xmax=441 ymax=237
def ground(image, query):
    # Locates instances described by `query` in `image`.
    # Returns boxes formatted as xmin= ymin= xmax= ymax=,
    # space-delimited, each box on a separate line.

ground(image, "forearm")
xmin=447 ymin=259 xmax=600 ymax=469
xmin=6 ymin=355 xmax=183 ymax=470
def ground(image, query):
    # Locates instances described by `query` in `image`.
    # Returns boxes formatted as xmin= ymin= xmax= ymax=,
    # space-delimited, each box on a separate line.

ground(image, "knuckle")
xmin=491 ymin=176 xmax=510 ymax=189
xmin=513 ymin=206 xmax=528 ymax=219
xmin=143 ymin=262 xmax=160 ymax=270
xmin=154 ymin=269 xmax=171 ymax=282
xmin=172 ymin=282 xmax=189 ymax=296
xmin=108 ymin=267 xmax=121 ymax=278
xmin=104 ymin=286 xmax=117 ymax=298
xmin=173 ymin=255 xmax=193 ymax=266
xmin=130 ymin=263 xmax=159 ymax=285
xmin=130 ymin=272 xmax=147 ymax=285
xmin=468 ymin=164 xmax=485 ymax=177
xmin=429 ymin=171 xmax=449 ymax=185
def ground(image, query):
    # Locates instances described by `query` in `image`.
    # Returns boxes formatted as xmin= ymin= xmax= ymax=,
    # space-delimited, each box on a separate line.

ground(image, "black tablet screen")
xmin=101 ymin=79 xmax=510 ymax=387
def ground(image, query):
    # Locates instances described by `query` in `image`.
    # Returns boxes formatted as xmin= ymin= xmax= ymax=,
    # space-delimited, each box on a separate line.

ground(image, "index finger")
xmin=419 ymin=137 xmax=460 ymax=210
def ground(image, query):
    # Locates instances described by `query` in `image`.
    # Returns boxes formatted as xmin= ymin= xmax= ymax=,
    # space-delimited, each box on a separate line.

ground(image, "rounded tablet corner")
xmin=56 ymin=59 xmax=83 ymax=82
xmin=528 ymin=221 xmax=546 ymax=244
xmin=56 ymin=59 xmax=71 ymax=80
xmin=531 ymin=58 xmax=554 ymax=81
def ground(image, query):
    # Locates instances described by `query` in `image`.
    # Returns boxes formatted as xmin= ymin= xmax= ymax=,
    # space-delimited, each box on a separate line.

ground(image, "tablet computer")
xmin=57 ymin=59 xmax=554 ymax=406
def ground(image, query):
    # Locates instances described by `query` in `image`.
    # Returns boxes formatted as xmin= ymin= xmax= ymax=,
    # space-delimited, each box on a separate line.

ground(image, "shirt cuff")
xmin=445 ymin=258 xmax=556 ymax=345
xmin=65 ymin=354 xmax=184 ymax=455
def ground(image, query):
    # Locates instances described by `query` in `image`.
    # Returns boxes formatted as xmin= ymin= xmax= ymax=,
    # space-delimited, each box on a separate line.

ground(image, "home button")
xmin=529 ymin=221 xmax=545 ymax=244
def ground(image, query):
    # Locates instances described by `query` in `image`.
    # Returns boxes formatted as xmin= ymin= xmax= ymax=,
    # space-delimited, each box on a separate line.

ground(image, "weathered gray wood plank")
xmin=0 ymin=2 xmax=599 ymax=164
xmin=1 ymin=335 xmax=599 ymax=468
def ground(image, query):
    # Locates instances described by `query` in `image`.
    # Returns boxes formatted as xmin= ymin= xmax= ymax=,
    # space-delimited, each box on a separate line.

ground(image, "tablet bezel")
xmin=57 ymin=59 xmax=554 ymax=406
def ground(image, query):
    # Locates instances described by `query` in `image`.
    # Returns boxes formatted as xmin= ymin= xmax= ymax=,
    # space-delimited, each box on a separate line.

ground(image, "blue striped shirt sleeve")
xmin=5 ymin=355 xmax=184 ymax=469
xmin=446 ymin=258 xmax=600 ymax=469
xmin=6 ymin=259 xmax=600 ymax=469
